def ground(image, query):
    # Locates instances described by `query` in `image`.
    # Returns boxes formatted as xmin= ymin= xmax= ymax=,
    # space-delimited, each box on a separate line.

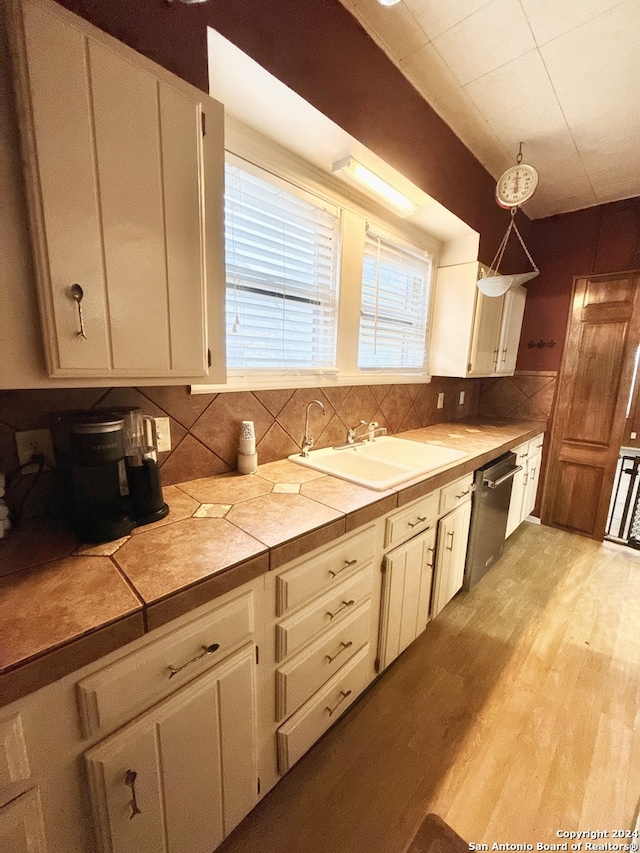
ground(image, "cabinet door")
xmin=11 ymin=0 xmax=224 ymax=380
xmin=432 ymin=500 xmax=472 ymax=618
xmin=378 ymin=526 xmax=436 ymax=670
xmin=468 ymin=291 xmax=505 ymax=376
xmin=522 ymin=451 xmax=542 ymax=521
xmin=0 ymin=788 xmax=48 ymax=853
xmin=85 ymin=644 xmax=257 ymax=853
xmin=505 ymin=465 xmax=526 ymax=538
xmin=494 ymin=286 xmax=526 ymax=375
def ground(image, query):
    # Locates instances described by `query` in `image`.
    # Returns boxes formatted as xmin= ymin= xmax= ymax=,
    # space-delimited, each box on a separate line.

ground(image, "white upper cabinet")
xmin=8 ymin=0 xmax=226 ymax=381
xmin=429 ymin=262 xmax=526 ymax=378
xmin=494 ymin=286 xmax=526 ymax=376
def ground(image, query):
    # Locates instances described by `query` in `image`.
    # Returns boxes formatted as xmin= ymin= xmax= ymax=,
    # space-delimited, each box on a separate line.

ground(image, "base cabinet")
xmin=0 ymin=789 xmax=48 ymax=853
xmin=85 ymin=643 xmax=258 ymax=853
xmin=506 ymin=433 xmax=544 ymax=537
xmin=432 ymin=499 xmax=472 ymax=618
xmin=378 ymin=526 xmax=436 ymax=670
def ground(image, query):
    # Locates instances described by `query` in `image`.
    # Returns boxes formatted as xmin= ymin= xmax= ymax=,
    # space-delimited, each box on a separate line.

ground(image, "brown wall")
xmin=518 ymin=198 xmax=640 ymax=372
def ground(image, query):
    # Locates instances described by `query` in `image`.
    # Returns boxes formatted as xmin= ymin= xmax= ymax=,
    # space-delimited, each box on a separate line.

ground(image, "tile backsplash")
xmin=0 ymin=377 xmax=482 ymax=520
xmin=478 ymin=371 xmax=557 ymax=421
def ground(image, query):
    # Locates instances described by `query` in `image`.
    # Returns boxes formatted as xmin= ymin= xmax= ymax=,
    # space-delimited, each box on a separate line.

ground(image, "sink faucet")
xmin=346 ymin=419 xmax=369 ymax=445
xmin=301 ymin=400 xmax=325 ymax=457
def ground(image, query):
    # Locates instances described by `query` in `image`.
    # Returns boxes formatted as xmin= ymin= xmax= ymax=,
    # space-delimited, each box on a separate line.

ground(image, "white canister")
xmin=239 ymin=420 xmax=256 ymax=455
xmin=237 ymin=451 xmax=258 ymax=475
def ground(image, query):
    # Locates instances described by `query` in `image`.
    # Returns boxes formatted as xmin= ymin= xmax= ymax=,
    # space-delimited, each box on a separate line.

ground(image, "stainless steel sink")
xmin=289 ymin=435 xmax=467 ymax=491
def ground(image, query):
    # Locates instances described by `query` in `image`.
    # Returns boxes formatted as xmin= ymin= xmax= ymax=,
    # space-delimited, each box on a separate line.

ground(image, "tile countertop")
xmin=0 ymin=417 xmax=546 ymax=706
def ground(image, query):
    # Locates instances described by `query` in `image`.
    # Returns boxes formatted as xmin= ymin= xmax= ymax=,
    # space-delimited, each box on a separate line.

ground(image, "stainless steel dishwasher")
xmin=463 ymin=451 xmax=521 ymax=590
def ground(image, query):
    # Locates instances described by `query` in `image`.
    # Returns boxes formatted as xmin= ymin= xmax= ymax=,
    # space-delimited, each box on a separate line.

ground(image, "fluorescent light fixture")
xmin=332 ymin=156 xmax=417 ymax=217
xmin=377 ymin=0 xmax=402 ymax=5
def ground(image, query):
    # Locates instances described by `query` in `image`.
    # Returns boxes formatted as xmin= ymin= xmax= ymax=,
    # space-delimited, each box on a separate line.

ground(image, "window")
xmin=224 ymin=162 xmax=340 ymax=371
xmin=358 ymin=227 xmax=432 ymax=371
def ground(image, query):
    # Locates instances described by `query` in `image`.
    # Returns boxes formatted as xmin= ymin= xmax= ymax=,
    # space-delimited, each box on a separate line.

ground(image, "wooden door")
xmin=542 ymin=272 xmax=640 ymax=539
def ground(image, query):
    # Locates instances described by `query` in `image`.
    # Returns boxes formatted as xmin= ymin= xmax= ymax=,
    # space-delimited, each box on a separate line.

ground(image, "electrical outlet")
xmin=15 ymin=429 xmax=56 ymax=474
xmin=437 ymin=392 xmax=445 ymax=409
xmin=155 ymin=417 xmax=172 ymax=453
xmin=459 ymin=390 xmax=465 ymax=406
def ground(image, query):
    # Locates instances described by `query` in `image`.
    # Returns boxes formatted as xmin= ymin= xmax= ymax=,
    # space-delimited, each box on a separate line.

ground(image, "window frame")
xmin=193 ymin=118 xmax=440 ymax=393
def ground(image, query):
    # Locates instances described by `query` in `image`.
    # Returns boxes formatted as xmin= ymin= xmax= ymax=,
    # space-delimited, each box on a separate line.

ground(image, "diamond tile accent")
xmin=194 ymin=504 xmax=231 ymax=518
xmin=272 ymin=483 xmax=301 ymax=494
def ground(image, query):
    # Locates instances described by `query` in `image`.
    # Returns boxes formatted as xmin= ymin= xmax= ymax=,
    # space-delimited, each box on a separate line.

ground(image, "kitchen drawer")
xmin=277 ymin=644 xmax=370 ymax=774
xmin=275 ymin=525 xmax=376 ymax=617
xmin=438 ymin=472 xmax=474 ymax=516
xmin=512 ymin=440 xmax=529 ymax=464
xmin=275 ymin=600 xmax=371 ymax=721
xmin=384 ymin=490 xmax=439 ymax=550
xmin=276 ymin=563 xmax=373 ymax=662
xmin=529 ymin=433 xmax=544 ymax=455
xmin=77 ymin=587 xmax=256 ymax=737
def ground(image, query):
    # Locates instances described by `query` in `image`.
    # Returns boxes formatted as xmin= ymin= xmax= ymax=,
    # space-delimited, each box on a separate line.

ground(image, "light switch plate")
xmin=437 ymin=392 xmax=444 ymax=409
xmin=155 ymin=417 xmax=171 ymax=453
xmin=459 ymin=391 xmax=465 ymax=405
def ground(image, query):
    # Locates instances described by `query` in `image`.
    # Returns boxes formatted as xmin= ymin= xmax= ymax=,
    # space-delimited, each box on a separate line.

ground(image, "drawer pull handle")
xmin=325 ymin=640 xmax=353 ymax=664
xmin=329 ymin=559 xmax=357 ymax=578
xmin=408 ymin=516 xmax=427 ymax=528
xmin=124 ymin=770 xmax=141 ymax=819
xmin=445 ymin=531 xmax=455 ymax=551
xmin=167 ymin=643 xmax=220 ymax=679
xmin=325 ymin=690 xmax=352 ymax=717
xmin=327 ymin=599 xmax=355 ymax=620
xmin=455 ymin=489 xmax=470 ymax=499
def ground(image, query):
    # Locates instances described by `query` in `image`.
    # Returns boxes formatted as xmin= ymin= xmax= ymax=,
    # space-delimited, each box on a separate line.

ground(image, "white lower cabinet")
xmin=0 ymin=788 xmax=48 ymax=853
xmin=506 ymin=433 xmax=544 ymax=537
xmin=378 ymin=525 xmax=436 ymax=671
xmin=85 ymin=643 xmax=258 ymax=853
xmin=432 ymin=499 xmax=473 ymax=618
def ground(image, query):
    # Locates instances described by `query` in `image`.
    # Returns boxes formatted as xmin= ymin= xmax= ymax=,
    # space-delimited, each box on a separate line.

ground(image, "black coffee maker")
xmin=52 ymin=407 xmax=169 ymax=543
xmin=55 ymin=411 xmax=135 ymax=543
xmin=116 ymin=406 xmax=169 ymax=527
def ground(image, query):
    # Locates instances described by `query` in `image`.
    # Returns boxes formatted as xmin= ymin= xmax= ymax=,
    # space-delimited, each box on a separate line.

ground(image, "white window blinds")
xmin=225 ymin=163 xmax=340 ymax=370
xmin=358 ymin=227 xmax=432 ymax=371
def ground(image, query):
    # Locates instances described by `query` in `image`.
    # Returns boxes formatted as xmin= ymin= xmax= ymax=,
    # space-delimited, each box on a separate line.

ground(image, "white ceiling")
xmin=337 ymin=0 xmax=640 ymax=219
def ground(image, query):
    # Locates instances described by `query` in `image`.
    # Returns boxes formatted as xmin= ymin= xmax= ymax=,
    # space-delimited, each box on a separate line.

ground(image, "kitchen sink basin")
xmin=289 ymin=435 xmax=467 ymax=491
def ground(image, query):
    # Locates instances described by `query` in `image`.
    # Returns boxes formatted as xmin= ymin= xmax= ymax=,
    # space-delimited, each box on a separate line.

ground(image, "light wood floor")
xmin=219 ymin=523 xmax=640 ymax=852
